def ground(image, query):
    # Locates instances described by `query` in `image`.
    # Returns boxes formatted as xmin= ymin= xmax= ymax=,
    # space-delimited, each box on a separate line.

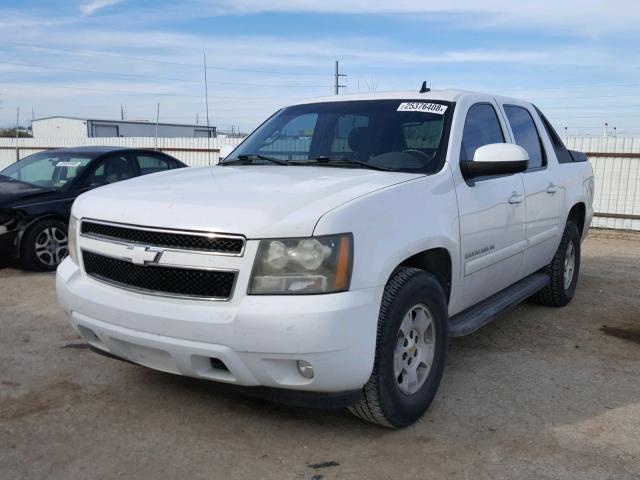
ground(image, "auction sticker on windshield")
xmin=397 ymin=102 xmax=447 ymax=114
xmin=56 ymin=161 xmax=82 ymax=167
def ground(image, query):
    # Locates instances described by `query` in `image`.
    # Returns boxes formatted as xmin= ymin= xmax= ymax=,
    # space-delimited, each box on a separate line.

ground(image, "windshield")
xmin=226 ymin=100 xmax=452 ymax=173
xmin=0 ymin=152 xmax=94 ymax=189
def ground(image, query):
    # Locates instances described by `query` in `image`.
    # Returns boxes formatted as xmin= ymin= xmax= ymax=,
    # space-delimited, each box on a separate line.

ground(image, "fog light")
xmin=296 ymin=360 xmax=314 ymax=379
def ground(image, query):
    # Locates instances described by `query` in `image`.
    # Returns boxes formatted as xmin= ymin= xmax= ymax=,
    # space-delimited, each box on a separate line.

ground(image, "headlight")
xmin=249 ymin=233 xmax=353 ymax=295
xmin=68 ymin=215 xmax=79 ymax=264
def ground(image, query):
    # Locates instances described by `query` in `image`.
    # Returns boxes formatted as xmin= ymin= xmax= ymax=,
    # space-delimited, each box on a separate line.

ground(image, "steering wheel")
xmin=403 ymin=149 xmax=432 ymax=162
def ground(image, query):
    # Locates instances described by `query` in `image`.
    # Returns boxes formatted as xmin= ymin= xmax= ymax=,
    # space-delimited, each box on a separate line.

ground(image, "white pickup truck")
xmin=57 ymin=89 xmax=594 ymax=428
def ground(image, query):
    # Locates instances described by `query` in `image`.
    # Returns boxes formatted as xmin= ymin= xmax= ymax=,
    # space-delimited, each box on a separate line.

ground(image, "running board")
xmin=448 ymin=273 xmax=550 ymax=337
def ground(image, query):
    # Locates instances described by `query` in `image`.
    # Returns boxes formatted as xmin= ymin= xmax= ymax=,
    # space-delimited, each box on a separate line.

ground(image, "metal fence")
xmin=565 ymin=136 xmax=640 ymax=231
xmin=0 ymin=136 xmax=245 ymax=170
xmin=1 ymin=135 xmax=639 ymax=231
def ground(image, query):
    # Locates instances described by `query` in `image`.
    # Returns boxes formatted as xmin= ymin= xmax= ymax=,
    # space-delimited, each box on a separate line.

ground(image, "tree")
xmin=0 ymin=128 xmax=32 ymax=138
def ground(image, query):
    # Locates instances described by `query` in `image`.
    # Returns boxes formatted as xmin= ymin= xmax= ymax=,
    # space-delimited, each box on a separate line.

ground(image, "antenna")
xmin=419 ymin=81 xmax=430 ymax=93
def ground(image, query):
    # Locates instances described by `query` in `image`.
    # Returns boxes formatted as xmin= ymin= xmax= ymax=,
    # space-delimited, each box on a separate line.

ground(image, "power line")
xmin=501 ymin=82 xmax=640 ymax=92
xmin=525 ymin=92 xmax=640 ymax=100
xmin=0 ymin=60 xmax=330 ymax=89
xmin=0 ymin=39 xmax=330 ymax=77
xmin=541 ymin=104 xmax=640 ymax=110
xmin=0 ymin=81 xmax=202 ymax=98
xmin=0 ymin=81 xmax=323 ymax=102
xmin=545 ymin=113 xmax=640 ymax=119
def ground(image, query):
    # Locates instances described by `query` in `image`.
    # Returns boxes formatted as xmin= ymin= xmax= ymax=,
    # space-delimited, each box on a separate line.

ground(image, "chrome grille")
xmin=82 ymin=251 xmax=236 ymax=300
xmin=81 ymin=221 xmax=244 ymax=255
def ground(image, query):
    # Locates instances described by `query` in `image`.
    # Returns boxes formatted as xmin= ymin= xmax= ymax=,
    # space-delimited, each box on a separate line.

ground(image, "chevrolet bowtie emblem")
xmin=125 ymin=245 xmax=163 ymax=266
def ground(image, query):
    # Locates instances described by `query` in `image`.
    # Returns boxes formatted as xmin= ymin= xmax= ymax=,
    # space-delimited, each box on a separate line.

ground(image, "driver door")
xmin=455 ymin=102 xmax=527 ymax=311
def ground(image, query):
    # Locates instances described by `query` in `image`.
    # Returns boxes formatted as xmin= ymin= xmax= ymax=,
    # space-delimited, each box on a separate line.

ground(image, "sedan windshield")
xmin=0 ymin=152 xmax=94 ymax=189
xmin=225 ymin=100 xmax=451 ymax=173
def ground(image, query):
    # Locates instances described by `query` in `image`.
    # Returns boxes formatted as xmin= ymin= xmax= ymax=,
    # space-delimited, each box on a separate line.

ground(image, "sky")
xmin=0 ymin=0 xmax=639 ymax=135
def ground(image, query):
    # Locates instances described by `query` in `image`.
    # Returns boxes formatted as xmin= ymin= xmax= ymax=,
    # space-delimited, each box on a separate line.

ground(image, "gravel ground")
xmin=1 ymin=229 xmax=639 ymax=480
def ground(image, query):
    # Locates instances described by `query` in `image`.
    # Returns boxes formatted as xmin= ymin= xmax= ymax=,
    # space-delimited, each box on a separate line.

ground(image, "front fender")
xmin=313 ymin=169 xmax=461 ymax=310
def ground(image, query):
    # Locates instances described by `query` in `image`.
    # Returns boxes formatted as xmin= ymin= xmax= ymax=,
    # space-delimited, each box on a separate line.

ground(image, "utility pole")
xmin=334 ymin=60 xmax=346 ymax=95
xmin=154 ymin=103 xmax=160 ymax=151
xmin=204 ymin=52 xmax=212 ymax=164
xmin=603 ymin=122 xmax=608 ymax=138
xmin=15 ymin=107 xmax=19 ymax=162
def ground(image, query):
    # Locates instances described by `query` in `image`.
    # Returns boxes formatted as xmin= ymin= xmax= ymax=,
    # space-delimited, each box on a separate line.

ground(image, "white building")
xmin=32 ymin=116 xmax=216 ymax=138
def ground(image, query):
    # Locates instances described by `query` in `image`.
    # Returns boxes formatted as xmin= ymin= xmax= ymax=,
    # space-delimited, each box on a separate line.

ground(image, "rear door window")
xmin=135 ymin=154 xmax=174 ymax=175
xmin=82 ymin=154 xmax=136 ymax=188
xmin=504 ymin=105 xmax=545 ymax=170
xmin=534 ymin=107 xmax=575 ymax=164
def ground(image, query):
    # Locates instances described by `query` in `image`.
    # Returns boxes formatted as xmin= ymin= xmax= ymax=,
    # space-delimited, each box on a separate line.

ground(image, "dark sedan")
xmin=0 ymin=146 xmax=186 ymax=271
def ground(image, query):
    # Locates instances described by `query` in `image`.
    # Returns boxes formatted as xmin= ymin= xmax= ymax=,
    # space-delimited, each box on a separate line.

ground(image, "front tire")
xmin=349 ymin=267 xmax=449 ymax=428
xmin=21 ymin=218 xmax=69 ymax=271
xmin=535 ymin=221 xmax=581 ymax=307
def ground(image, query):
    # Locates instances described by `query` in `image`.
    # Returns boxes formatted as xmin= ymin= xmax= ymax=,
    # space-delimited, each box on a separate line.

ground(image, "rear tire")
xmin=349 ymin=267 xmax=448 ymax=428
xmin=21 ymin=218 xmax=69 ymax=272
xmin=535 ymin=221 xmax=581 ymax=307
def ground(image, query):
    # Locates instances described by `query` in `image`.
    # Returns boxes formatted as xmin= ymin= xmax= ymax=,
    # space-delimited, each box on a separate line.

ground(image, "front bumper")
xmin=56 ymin=258 xmax=382 ymax=393
xmin=0 ymin=228 xmax=19 ymax=264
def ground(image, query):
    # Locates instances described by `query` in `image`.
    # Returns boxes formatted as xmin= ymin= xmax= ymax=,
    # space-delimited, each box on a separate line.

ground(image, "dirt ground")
xmin=1 ymin=229 xmax=639 ymax=480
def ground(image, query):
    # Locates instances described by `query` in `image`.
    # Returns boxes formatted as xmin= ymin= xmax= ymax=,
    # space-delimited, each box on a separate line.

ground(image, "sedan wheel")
xmin=21 ymin=219 xmax=69 ymax=271
xmin=35 ymin=226 xmax=69 ymax=267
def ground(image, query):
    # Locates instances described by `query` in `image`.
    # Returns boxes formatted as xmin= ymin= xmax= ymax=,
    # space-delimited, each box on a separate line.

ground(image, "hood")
xmin=0 ymin=178 xmax=58 ymax=208
xmin=73 ymin=165 xmax=421 ymax=238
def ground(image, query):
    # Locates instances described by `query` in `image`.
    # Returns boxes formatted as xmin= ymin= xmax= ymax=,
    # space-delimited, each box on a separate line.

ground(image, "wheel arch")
xmin=18 ymin=214 xmax=69 ymax=252
xmin=395 ymin=247 xmax=452 ymax=304
xmin=567 ymin=202 xmax=586 ymax=237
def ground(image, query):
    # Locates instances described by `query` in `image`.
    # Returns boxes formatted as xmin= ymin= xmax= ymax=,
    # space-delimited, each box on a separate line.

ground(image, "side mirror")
xmin=461 ymin=143 xmax=529 ymax=179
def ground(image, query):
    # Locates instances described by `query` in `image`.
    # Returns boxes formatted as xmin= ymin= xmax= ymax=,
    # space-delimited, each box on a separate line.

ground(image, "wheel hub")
xmin=563 ymin=241 xmax=575 ymax=290
xmin=394 ymin=304 xmax=436 ymax=395
xmin=35 ymin=226 xmax=68 ymax=266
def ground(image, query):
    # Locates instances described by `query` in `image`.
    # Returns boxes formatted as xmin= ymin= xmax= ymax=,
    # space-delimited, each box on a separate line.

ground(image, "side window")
xmin=535 ymin=107 xmax=574 ymax=164
xmin=82 ymin=155 xmax=136 ymax=188
xmin=504 ymin=105 xmax=545 ymax=170
xmin=460 ymin=104 xmax=505 ymax=161
xmin=258 ymin=113 xmax=318 ymax=161
xmin=135 ymin=154 xmax=173 ymax=175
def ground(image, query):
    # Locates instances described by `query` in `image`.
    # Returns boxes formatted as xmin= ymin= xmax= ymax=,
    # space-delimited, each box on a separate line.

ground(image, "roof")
xmin=46 ymin=146 xmax=141 ymax=155
xmin=32 ymin=116 xmax=215 ymax=129
xmin=294 ymin=89 xmax=472 ymax=105
xmin=293 ymin=89 xmax=532 ymax=106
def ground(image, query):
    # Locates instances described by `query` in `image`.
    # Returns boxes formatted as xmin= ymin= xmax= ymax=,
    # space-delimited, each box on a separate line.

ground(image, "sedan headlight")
xmin=249 ymin=234 xmax=353 ymax=294
xmin=68 ymin=215 xmax=79 ymax=264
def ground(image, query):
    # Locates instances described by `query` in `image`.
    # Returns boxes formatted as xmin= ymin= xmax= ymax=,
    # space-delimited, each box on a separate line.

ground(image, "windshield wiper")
xmin=294 ymin=156 xmax=393 ymax=172
xmin=221 ymin=154 xmax=289 ymax=166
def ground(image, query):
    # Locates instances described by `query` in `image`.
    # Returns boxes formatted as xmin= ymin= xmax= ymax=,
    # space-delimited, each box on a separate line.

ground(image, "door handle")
xmin=546 ymin=183 xmax=558 ymax=194
xmin=508 ymin=193 xmax=524 ymax=204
